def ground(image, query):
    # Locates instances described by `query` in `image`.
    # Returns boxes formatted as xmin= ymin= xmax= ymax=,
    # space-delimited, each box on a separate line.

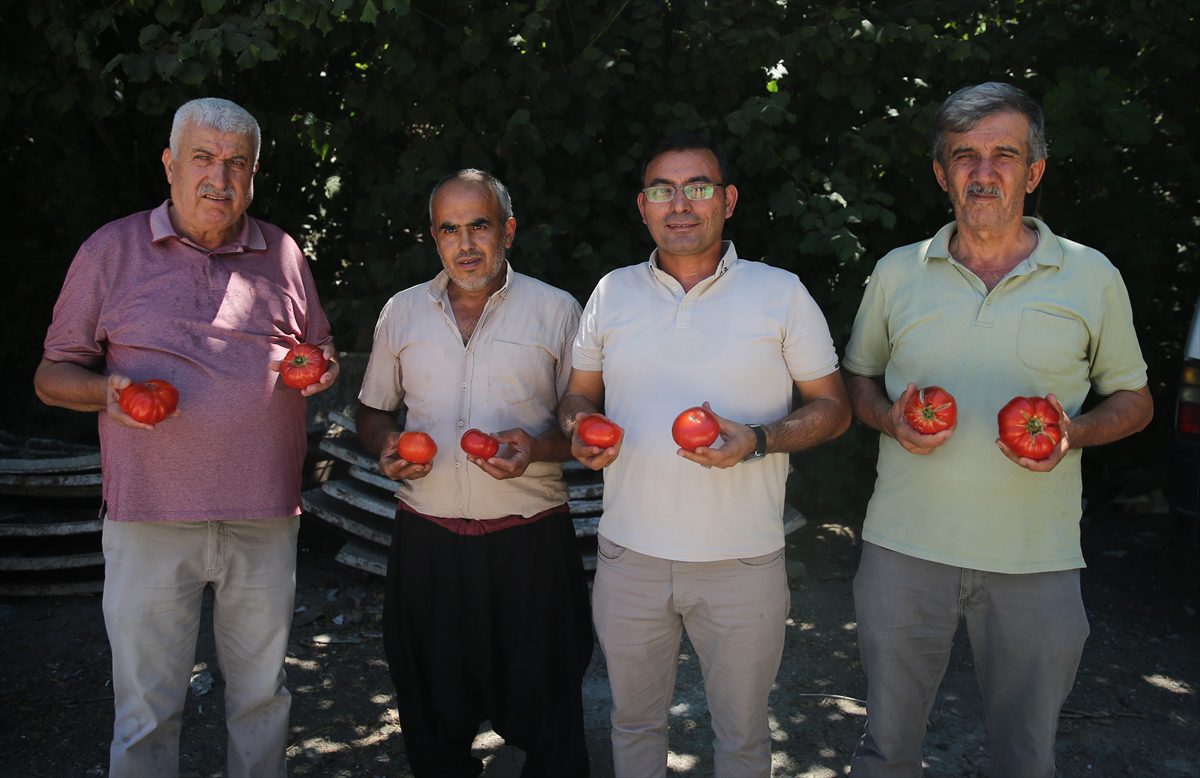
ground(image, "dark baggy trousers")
xmin=383 ymin=506 xmax=593 ymax=778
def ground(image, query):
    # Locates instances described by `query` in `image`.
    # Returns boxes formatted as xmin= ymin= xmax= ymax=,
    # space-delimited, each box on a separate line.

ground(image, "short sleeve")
xmin=572 ymin=283 xmax=605 ymax=373
xmin=43 ymin=241 xmax=108 ymax=369
xmin=357 ymin=296 xmax=406 ymax=412
xmin=781 ymin=279 xmax=839 ymax=382
xmin=1088 ymin=271 xmax=1149 ymax=396
xmin=843 ymin=267 xmax=890 ymax=377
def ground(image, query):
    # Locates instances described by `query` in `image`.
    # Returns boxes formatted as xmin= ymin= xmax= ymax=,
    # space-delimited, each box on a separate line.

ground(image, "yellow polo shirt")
xmin=844 ymin=218 xmax=1147 ymax=573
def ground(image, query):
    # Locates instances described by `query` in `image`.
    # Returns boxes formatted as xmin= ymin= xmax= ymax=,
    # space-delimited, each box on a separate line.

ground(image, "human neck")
xmin=950 ymin=220 xmax=1036 ymax=271
xmin=656 ymin=247 xmax=723 ymax=293
xmin=168 ymin=205 xmax=242 ymax=251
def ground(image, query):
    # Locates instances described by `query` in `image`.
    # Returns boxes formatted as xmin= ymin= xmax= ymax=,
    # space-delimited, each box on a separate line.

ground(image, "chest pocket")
xmin=1017 ymin=309 xmax=1088 ymax=372
xmin=489 ymin=340 xmax=555 ymax=405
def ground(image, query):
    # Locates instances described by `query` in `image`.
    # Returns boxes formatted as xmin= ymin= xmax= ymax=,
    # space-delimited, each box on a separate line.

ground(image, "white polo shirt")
xmin=359 ymin=263 xmax=580 ymax=519
xmin=574 ymin=242 xmax=839 ymax=561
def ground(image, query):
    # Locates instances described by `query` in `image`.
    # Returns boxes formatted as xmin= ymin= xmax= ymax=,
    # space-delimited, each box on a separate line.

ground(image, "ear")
xmin=503 ymin=216 xmax=517 ymax=249
xmin=932 ymin=160 xmax=949 ymax=192
xmin=1025 ymin=158 xmax=1046 ymax=193
xmin=636 ymin=192 xmax=648 ymax=225
xmin=723 ymin=184 xmax=738 ymax=219
xmin=162 ymin=148 xmax=174 ymax=185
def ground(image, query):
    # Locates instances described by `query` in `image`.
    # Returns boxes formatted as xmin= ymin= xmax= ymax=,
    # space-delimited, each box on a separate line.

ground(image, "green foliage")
xmin=3 ymin=0 xmax=1195 ymax=515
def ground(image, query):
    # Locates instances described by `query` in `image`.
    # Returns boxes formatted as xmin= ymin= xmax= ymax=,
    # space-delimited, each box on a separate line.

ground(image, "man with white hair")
xmin=35 ymin=97 xmax=338 ymax=777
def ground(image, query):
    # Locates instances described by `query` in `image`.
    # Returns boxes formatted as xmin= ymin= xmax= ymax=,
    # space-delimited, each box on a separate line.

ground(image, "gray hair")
xmin=169 ymin=98 xmax=261 ymax=163
xmin=428 ymin=169 xmax=514 ymax=224
xmin=932 ymin=82 xmax=1048 ymax=166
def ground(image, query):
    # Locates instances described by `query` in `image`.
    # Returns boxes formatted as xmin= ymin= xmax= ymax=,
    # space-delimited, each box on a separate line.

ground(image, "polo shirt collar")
xmin=149 ymin=199 xmax=267 ymax=254
xmin=427 ymin=260 xmax=515 ymax=302
xmin=647 ymin=240 xmax=739 ymax=284
xmin=923 ymin=217 xmax=1062 ymax=269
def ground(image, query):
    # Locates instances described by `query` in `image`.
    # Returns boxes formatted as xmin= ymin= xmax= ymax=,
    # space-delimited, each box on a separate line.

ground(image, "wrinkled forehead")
xmin=431 ymin=180 xmax=503 ymax=224
xmin=177 ymin=122 xmax=257 ymax=157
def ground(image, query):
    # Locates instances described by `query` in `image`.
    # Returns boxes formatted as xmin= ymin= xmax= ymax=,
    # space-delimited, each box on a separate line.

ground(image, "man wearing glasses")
xmin=558 ymin=134 xmax=851 ymax=777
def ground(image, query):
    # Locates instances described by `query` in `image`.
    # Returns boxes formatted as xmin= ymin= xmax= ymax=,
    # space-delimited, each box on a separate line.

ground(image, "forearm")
xmin=765 ymin=395 xmax=852 ymax=453
xmin=557 ymin=392 xmax=600 ymax=437
xmin=1068 ymin=386 xmax=1153 ymax=448
xmin=34 ymin=359 xmax=109 ymax=412
xmin=355 ymin=405 xmax=400 ymax=455
xmin=845 ymin=371 xmax=897 ymax=437
xmin=529 ymin=427 xmax=574 ymax=463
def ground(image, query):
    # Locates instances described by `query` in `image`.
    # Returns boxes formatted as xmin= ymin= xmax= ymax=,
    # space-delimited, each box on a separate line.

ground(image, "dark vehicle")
xmin=1168 ymin=296 xmax=1200 ymax=524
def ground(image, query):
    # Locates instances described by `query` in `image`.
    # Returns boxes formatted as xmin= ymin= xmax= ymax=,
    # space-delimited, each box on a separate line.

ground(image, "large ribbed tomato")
xmin=672 ymin=406 xmax=720 ymax=451
xmin=904 ymin=386 xmax=957 ymax=434
xmin=577 ymin=414 xmax=624 ymax=448
xmin=397 ymin=431 xmax=437 ymax=464
xmin=997 ymin=396 xmax=1062 ymax=460
xmin=460 ymin=429 xmax=500 ymax=459
xmin=118 ymin=379 xmax=180 ymax=425
xmin=280 ymin=343 xmax=327 ymax=389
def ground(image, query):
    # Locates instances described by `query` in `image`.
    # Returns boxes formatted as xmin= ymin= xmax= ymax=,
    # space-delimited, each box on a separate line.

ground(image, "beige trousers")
xmin=592 ymin=534 xmax=790 ymax=778
xmin=101 ymin=516 xmax=299 ymax=778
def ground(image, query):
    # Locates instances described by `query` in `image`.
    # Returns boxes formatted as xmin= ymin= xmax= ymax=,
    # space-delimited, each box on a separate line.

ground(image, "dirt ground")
xmin=2 ymin=502 xmax=1198 ymax=778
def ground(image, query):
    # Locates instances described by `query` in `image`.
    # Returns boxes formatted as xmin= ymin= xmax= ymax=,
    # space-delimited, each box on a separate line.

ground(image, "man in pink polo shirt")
xmin=34 ymin=97 xmax=338 ymax=778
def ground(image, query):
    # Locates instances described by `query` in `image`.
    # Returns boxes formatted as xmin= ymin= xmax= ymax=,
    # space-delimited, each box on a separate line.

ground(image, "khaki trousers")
xmin=851 ymin=541 xmax=1089 ymax=778
xmin=592 ymin=535 xmax=790 ymax=778
xmin=102 ymin=517 xmax=299 ymax=778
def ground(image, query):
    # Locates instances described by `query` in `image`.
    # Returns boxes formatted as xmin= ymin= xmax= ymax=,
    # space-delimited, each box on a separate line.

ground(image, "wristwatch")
xmin=742 ymin=423 xmax=767 ymax=462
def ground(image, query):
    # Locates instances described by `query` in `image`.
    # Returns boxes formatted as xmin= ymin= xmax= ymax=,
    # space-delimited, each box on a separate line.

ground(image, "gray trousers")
xmin=592 ymin=535 xmax=790 ymax=778
xmin=102 ymin=517 xmax=299 ymax=778
xmin=850 ymin=541 xmax=1089 ymax=778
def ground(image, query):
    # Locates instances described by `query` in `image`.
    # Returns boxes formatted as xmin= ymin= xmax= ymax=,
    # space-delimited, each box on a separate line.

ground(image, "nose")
xmin=669 ymin=187 xmax=692 ymax=212
xmin=208 ymin=161 xmax=230 ymax=187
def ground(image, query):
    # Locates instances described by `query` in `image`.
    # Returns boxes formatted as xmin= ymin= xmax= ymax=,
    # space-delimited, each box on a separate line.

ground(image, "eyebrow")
xmin=646 ymin=175 xmax=716 ymax=186
xmin=438 ymin=217 xmax=492 ymax=230
xmin=951 ymin=143 xmax=1024 ymax=157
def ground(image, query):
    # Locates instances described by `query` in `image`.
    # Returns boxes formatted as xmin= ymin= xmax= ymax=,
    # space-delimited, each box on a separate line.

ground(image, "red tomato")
xmin=577 ymin=414 xmax=624 ymax=448
xmin=461 ymin=428 xmax=500 ymax=459
xmin=118 ymin=379 xmax=180 ymax=425
xmin=280 ymin=343 xmax=328 ymax=389
xmin=672 ymin=406 xmax=720 ymax=451
xmin=997 ymin=396 xmax=1063 ymax=460
xmin=397 ymin=431 xmax=437 ymax=464
xmin=904 ymin=385 xmax=957 ymax=434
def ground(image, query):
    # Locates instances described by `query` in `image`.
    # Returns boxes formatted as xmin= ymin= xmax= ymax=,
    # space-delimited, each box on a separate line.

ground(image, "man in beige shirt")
xmin=356 ymin=170 xmax=592 ymax=777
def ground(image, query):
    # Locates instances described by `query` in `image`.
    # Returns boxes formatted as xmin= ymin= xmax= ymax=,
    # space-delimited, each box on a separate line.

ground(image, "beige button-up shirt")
xmin=359 ymin=263 xmax=581 ymax=519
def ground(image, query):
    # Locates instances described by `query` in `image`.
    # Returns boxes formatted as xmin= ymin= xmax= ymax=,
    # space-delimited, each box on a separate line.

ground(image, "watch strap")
xmin=743 ymin=423 xmax=767 ymax=462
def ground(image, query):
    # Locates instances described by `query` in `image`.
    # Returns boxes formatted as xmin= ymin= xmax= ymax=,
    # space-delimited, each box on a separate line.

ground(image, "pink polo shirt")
xmin=43 ymin=201 xmax=333 ymax=522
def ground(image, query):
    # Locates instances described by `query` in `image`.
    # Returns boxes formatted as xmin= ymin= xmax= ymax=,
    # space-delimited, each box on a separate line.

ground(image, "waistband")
xmin=397 ymin=501 xmax=570 ymax=536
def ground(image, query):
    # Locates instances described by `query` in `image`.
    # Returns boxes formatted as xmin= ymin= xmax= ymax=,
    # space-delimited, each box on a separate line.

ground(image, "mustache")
xmin=966 ymin=183 xmax=1001 ymax=196
xmin=197 ymin=184 xmax=237 ymax=199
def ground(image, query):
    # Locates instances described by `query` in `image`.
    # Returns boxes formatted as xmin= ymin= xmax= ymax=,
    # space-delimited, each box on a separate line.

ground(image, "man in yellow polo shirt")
xmin=843 ymin=82 xmax=1153 ymax=777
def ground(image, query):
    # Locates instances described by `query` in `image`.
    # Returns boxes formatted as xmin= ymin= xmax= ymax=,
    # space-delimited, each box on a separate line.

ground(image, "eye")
xmin=645 ymin=186 xmax=674 ymax=202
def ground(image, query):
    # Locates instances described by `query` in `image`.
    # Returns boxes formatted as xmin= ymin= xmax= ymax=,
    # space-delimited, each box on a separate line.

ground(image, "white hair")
xmin=169 ymin=98 xmax=261 ymax=163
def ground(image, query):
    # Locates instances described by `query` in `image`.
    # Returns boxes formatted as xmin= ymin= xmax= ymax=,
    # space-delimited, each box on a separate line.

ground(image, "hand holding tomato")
xmin=672 ymin=406 xmax=720 ymax=451
xmin=571 ymin=410 xmax=624 ymax=470
xmin=996 ymin=394 xmax=1069 ymax=470
xmin=279 ymin=343 xmax=327 ymax=389
xmin=904 ymin=385 xmax=957 ymax=434
xmin=468 ymin=428 xmax=540 ymax=480
xmin=271 ymin=342 xmax=339 ymax=396
xmin=673 ymin=403 xmax=757 ymax=469
xmin=397 ymin=431 xmax=437 ymax=464
xmin=461 ymin=429 xmax=501 ymax=459
xmin=577 ymin=414 xmax=624 ymax=449
xmin=888 ymin=384 xmax=955 ymax=455
xmin=379 ymin=431 xmax=435 ymax=481
xmin=116 ymin=378 xmax=180 ymax=427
